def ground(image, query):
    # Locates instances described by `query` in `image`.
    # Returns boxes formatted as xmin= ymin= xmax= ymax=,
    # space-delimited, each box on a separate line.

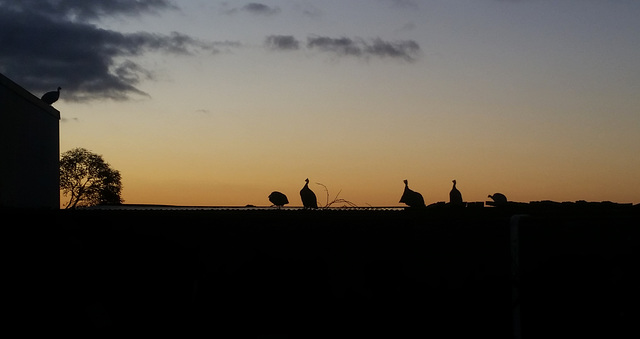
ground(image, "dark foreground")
xmin=6 ymin=203 xmax=639 ymax=338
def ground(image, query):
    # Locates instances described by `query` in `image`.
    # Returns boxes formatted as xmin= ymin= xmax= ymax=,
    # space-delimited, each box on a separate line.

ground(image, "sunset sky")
xmin=2 ymin=0 xmax=639 ymax=207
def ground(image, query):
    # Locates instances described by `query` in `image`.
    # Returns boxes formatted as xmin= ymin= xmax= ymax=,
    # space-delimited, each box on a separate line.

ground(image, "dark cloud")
xmin=380 ymin=0 xmax=420 ymax=9
xmin=306 ymin=36 xmax=421 ymax=62
xmin=243 ymin=3 xmax=281 ymax=15
xmin=0 ymin=0 xmax=230 ymax=101
xmin=265 ymin=35 xmax=300 ymax=51
xmin=1 ymin=0 xmax=178 ymax=22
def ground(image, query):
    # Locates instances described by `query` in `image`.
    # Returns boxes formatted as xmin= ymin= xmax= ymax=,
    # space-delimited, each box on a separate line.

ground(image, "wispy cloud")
xmin=61 ymin=117 xmax=80 ymax=123
xmin=265 ymin=35 xmax=300 ymax=51
xmin=292 ymin=3 xmax=323 ymax=19
xmin=223 ymin=2 xmax=281 ymax=16
xmin=380 ymin=0 xmax=420 ymax=10
xmin=307 ymin=37 xmax=364 ymax=57
xmin=306 ymin=36 xmax=421 ymax=62
xmin=263 ymin=34 xmax=421 ymax=62
xmin=365 ymin=38 xmax=421 ymax=61
xmin=0 ymin=0 xmax=234 ymax=101
xmin=265 ymin=35 xmax=420 ymax=61
xmin=243 ymin=3 xmax=281 ymax=15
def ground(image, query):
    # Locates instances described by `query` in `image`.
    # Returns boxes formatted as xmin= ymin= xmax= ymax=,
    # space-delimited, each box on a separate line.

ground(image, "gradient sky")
xmin=2 ymin=0 xmax=639 ymax=207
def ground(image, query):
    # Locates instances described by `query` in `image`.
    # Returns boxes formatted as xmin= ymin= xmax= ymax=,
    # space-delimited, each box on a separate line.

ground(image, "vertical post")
xmin=510 ymin=214 xmax=527 ymax=339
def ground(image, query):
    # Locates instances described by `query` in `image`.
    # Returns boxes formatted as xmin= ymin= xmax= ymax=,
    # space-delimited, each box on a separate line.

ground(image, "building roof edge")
xmin=0 ymin=72 xmax=61 ymax=120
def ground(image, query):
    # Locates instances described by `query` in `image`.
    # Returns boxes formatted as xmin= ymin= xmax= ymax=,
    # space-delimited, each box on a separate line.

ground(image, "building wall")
xmin=1 ymin=73 xmax=60 ymax=209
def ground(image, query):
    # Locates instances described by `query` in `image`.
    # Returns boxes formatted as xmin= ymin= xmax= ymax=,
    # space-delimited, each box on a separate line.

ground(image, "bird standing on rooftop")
xmin=399 ymin=179 xmax=426 ymax=208
xmin=41 ymin=87 xmax=61 ymax=105
xmin=269 ymin=191 xmax=289 ymax=208
xmin=449 ymin=180 xmax=464 ymax=206
xmin=300 ymin=178 xmax=318 ymax=209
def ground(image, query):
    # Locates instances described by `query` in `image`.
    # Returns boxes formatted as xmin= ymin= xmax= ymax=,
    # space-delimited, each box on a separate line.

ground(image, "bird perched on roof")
xmin=399 ymin=179 xmax=426 ymax=208
xmin=300 ymin=178 xmax=318 ymax=209
xmin=488 ymin=193 xmax=508 ymax=205
xmin=449 ymin=180 xmax=464 ymax=206
xmin=269 ymin=191 xmax=289 ymax=208
xmin=41 ymin=87 xmax=61 ymax=105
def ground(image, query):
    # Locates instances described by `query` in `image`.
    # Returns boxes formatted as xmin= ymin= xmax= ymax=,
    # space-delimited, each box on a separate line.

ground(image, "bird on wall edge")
xmin=300 ymin=178 xmax=318 ymax=209
xmin=449 ymin=179 xmax=464 ymax=206
xmin=488 ymin=193 xmax=508 ymax=205
xmin=269 ymin=191 xmax=289 ymax=208
xmin=41 ymin=87 xmax=61 ymax=105
xmin=399 ymin=179 xmax=426 ymax=208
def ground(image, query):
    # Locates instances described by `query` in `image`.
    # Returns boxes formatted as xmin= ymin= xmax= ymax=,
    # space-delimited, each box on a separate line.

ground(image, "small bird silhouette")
xmin=488 ymin=193 xmax=508 ymax=205
xmin=41 ymin=87 xmax=61 ymax=105
xmin=300 ymin=178 xmax=318 ymax=209
xmin=399 ymin=179 xmax=426 ymax=208
xmin=269 ymin=191 xmax=289 ymax=208
xmin=449 ymin=180 xmax=464 ymax=206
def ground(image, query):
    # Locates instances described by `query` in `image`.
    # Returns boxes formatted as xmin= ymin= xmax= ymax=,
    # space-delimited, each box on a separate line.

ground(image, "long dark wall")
xmin=8 ymin=206 xmax=639 ymax=338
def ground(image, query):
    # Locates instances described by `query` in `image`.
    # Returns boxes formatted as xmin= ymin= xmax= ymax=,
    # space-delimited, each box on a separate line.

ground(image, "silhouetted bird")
xmin=269 ymin=191 xmax=289 ymax=208
xmin=399 ymin=179 xmax=426 ymax=208
xmin=449 ymin=180 xmax=464 ymax=206
xmin=41 ymin=87 xmax=61 ymax=105
xmin=300 ymin=178 xmax=318 ymax=209
xmin=488 ymin=193 xmax=508 ymax=204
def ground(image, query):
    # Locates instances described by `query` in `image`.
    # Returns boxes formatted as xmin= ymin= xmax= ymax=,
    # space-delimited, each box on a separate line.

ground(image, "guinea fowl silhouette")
xmin=399 ymin=179 xmax=425 ymax=208
xmin=41 ymin=87 xmax=61 ymax=105
xmin=449 ymin=180 xmax=464 ymax=206
xmin=300 ymin=178 xmax=318 ymax=209
xmin=488 ymin=193 xmax=508 ymax=205
xmin=268 ymin=191 xmax=289 ymax=208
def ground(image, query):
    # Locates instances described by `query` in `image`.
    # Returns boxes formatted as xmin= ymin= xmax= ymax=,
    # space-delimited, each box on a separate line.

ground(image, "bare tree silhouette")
xmin=315 ymin=182 xmax=357 ymax=208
